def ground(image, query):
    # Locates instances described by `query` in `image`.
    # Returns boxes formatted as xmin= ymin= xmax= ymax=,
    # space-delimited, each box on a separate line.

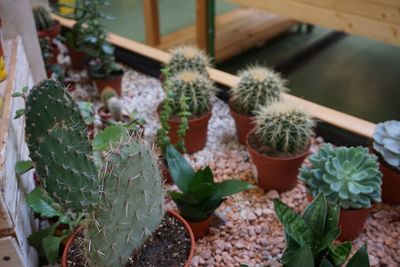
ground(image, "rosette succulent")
xmin=299 ymin=144 xmax=382 ymax=209
xmin=373 ymin=120 xmax=400 ymax=170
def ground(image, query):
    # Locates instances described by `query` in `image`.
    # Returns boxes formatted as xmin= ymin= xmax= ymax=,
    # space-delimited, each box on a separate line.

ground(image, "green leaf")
xmin=43 ymin=235 xmax=68 ymax=264
xmin=319 ymin=258 xmax=335 ymax=267
xmin=15 ymin=160 xmax=33 ymax=175
xmin=190 ymin=167 xmax=214 ymax=188
xmin=281 ymin=234 xmax=301 ymax=264
xmin=285 ymin=246 xmax=314 ymax=267
xmin=188 ymin=182 xmax=215 ymax=203
xmin=26 ymin=188 xmax=60 ymax=218
xmin=174 ymin=198 xmax=210 ymax=222
xmin=325 ymin=204 xmax=339 ymax=233
xmin=93 ymin=125 xmax=126 ymax=151
xmin=28 ymin=222 xmax=60 ymax=259
xmin=22 ymin=86 xmax=28 ymax=93
xmin=165 ymin=145 xmax=195 ymax=193
xmin=213 ymin=180 xmax=254 ymax=199
xmin=12 ymin=92 xmax=23 ymax=97
xmin=14 ymin=108 xmax=25 ymax=119
xmin=346 ymin=244 xmax=370 ymax=267
xmin=329 ymin=242 xmax=352 ymax=266
xmin=274 ymin=198 xmax=314 ymax=247
xmin=302 ymin=193 xmax=327 ymax=241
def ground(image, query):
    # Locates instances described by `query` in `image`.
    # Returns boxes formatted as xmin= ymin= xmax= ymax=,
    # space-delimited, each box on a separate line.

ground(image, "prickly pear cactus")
xmin=167 ymin=45 xmax=210 ymax=75
xmin=86 ymin=138 xmax=165 ymax=267
xmin=373 ymin=120 xmax=400 ymax=170
xmin=254 ymin=102 xmax=315 ymax=155
xmin=169 ymin=70 xmax=215 ymax=116
xmin=25 ymin=80 xmax=99 ymax=212
xmin=230 ymin=66 xmax=287 ymax=116
xmin=33 ymin=6 xmax=54 ymax=31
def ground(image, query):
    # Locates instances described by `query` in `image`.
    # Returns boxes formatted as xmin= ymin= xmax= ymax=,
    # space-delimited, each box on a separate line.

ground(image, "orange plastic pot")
xmin=229 ymin=105 xmax=255 ymax=145
xmin=306 ymin=194 xmax=372 ymax=241
xmin=166 ymin=109 xmax=212 ymax=154
xmin=246 ymin=130 xmax=310 ymax=192
xmin=91 ymin=72 xmax=123 ymax=96
xmin=61 ymin=210 xmax=195 ymax=267
xmin=187 ymin=216 xmax=212 ymax=240
xmin=378 ymin=158 xmax=400 ymax=204
xmin=67 ymin=45 xmax=87 ymax=70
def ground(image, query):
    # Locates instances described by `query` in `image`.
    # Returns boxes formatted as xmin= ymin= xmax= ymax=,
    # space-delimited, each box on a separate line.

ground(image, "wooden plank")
xmin=143 ymin=0 xmax=160 ymax=46
xmin=0 ymin=237 xmax=24 ymax=267
xmin=52 ymin=14 xmax=376 ymax=138
xmin=228 ymin=0 xmax=400 ymax=46
xmin=196 ymin=0 xmax=208 ymax=51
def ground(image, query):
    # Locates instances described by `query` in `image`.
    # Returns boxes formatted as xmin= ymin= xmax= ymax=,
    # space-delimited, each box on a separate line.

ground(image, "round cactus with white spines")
xmin=166 ymin=45 xmax=210 ymax=75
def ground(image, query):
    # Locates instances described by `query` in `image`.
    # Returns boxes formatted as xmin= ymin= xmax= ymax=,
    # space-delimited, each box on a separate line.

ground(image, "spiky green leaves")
xmin=86 ymin=138 xmax=165 ymax=267
xmin=299 ymin=144 xmax=382 ymax=209
xmin=230 ymin=66 xmax=287 ymax=116
xmin=169 ymin=70 xmax=215 ymax=116
xmin=373 ymin=120 xmax=400 ymax=170
xmin=167 ymin=45 xmax=210 ymax=75
xmin=254 ymin=102 xmax=315 ymax=155
xmin=25 ymin=80 xmax=99 ymax=212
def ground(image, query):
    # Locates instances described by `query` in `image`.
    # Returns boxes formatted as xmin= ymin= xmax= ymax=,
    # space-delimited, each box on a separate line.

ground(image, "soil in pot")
xmin=229 ymin=105 xmax=255 ymax=145
xmin=90 ymin=70 xmax=124 ymax=96
xmin=64 ymin=212 xmax=193 ymax=267
xmin=246 ymin=130 xmax=310 ymax=192
xmin=166 ymin=109 xmax=212 ymax=154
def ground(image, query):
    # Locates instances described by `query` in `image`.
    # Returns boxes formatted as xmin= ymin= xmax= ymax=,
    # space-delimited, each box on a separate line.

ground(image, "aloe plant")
xmin=166 ymin=145 xmax=253 ymax=222
xmin=274 ymin=193 xmax=370 ymax=267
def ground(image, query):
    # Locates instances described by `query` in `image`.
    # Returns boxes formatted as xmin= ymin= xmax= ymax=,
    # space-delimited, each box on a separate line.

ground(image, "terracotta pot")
xmin=91 ymin=72 xmax=123 ymax=96
xmin=379 ymin=160 xmax=400 ymax=204
xmin=66 ymin=45 xmax=87 ymax=70
xmin=229 ymin=105 xmax=255 ymax=145
xmin=61 ymin=210 xmax=195 ymax=267
xmin=37 ymin=21 xmax=61 ymax=39
xmin=246 ymin=130 xmax=310 ymax=192
xmin=164 ymin=108 xmax=212 ymax=154
xmin=187 ymin=216 xmax=212 ymax=240
xmin=306 ymin=194 xmax=372 ymax=241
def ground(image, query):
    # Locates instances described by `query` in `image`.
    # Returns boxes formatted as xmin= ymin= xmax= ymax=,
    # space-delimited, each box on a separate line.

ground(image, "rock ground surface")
xmin=70 ymin=67 xmax=400 ymax=267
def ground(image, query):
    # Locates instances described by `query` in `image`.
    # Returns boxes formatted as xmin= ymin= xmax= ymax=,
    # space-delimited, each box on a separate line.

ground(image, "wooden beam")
xmin=228 ymin=0 xmax=400 ymax=46
xmin=143 ymin=0 xmax=160 ymax=46
xmin=52 ymin=14 xmax=376 ymax=138
xmin=196 ymin=0 xmax=208 ymax=51
xmin=0 ymin=237 xmax=24 ymax=267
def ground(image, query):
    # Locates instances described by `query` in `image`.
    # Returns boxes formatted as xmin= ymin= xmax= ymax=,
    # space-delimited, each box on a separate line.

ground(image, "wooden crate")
xmin=0 ymin=36 xmax=38 ymax=267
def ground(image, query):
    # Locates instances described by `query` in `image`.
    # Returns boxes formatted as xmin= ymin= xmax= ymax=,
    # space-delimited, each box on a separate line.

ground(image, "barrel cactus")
xmin=169 ymin=70 xmax=215 ymax=116
xmin=254 ymin=102 xmax=315 ymax=155
xmin=33 ymin=6 xmax=55 ymax=31
xmin=167 ymin=45 xmax=210 ymax=75
xmin=230 ymin=66 xmax=287 ymax=116
xmin=299 ymin=143 xmax=382 ymax=209
xmin=100 ymin=87 xmax=118 ymax=108
xmin=373 ymin=120 xmax=400 ymax=170
xmin=100 ymin=87 xmax=123 ymax=121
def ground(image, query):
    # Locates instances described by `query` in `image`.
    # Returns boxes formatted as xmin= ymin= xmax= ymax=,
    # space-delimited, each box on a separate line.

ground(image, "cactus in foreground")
xmin=33 ymin=6 xmax=54 ymax=31
xmin=230 ymin=66 xmax=287 ymax=116
xmin=86 ymin=139 xmax=165 ymax=266
xmin=167 ymin=45 xmax=210 ymax=75
xmin=25 ymin=80 xmax=99 ymax=212
xmin=169 ymin=70 xmax=215 ymax=116
xmin=299 ymin=143 xmax=382 ymax=209
xmin=373 ymin=120 xmax=400 ymax=170
xmin=254 ymin=102 xmax=315 ymax=155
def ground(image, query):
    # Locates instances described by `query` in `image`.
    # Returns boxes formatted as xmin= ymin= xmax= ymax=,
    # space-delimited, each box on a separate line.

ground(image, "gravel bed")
xmin=70 ymin=68 xmax=400 ymax=267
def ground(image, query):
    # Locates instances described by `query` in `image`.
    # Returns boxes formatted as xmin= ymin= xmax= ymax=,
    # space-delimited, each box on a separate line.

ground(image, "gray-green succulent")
xmin=299 ymin=143 xmax=382 ymax=209
xmin=254 ymin=102 xmax=315 ymax=155
xmin=373 ymin=120 xmax=400 ymax=170
xmin=167 ymin=45 xmax=210 ymax=75
xmin=230 ymin=66 xmax=287 ymax=116
xmin=169 ymin=70 xmax=215 ymax=116
xmin=25 ymin=80 xmax=165 ymax=266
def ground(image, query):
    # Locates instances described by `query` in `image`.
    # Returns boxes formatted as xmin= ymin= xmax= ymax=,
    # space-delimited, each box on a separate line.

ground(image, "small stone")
xmin=265 ymin=190 xmax=279 ymax=199
xmin=200 ymin=249 xmax=212 ymax=259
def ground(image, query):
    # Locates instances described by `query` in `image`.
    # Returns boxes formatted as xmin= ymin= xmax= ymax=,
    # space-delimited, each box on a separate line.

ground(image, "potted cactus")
xmin=24 ymin=80 xmax=195 ymax=266
xmin=371 ymin=120 xmax=400 ymax=204
xmin=246 ymin=102 xmax=315 ymax=192
xmin=229 ymin=66 xmax=286 ymax=144
xmin=299 ymin=143 xmax=382 ymax=241
xmin=33 ymin=6 xmax=61 ymax=39
xmin=166 ymin=145 xmax=253 ymax=239
xmin=274 ymin=193 xmax=371 ymax=267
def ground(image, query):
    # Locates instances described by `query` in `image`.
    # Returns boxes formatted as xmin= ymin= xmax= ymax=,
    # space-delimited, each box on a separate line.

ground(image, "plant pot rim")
xmin=89 ymin=68 xmax=124 ymax=81
xmin=157 ymin=104 xmax=212 ymax=123
xmin=61 ymin=210 xmax=195 ymax=267
xmin=38 ymin=21 xmax=61 ymax=38
xmin=228 ymin=102 xmax=254 ymax=118
xmin=246 ymin=129 xmax=311 ymax=161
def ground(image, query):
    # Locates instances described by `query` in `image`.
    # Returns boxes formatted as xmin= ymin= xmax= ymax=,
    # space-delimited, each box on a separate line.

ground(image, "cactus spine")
xmin=254 ymin=102 xmax=315 ymax=155
xmin=33 ymin=6 xmax=54 ymax=31
xmin=25 ymin=80 xmax=99 ymax=212
xmin=86 ymin=138 xmax=165 ymax=267
xmin=230 ymin=66 xmax=287 ymax=116
xmin=169 ymin=70 xmax=215 ymax=116
xmin=167 ymin=45 xmax=210 ymax=75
